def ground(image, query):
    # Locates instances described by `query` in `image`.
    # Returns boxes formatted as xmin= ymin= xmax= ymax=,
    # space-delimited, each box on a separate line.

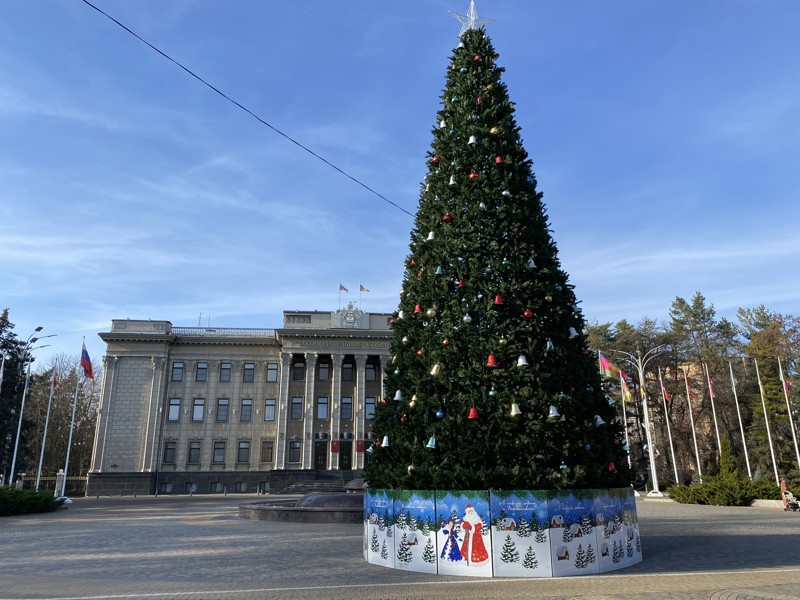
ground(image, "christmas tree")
xmin=500 ymin=534 xmax=520 ymax=563
xmin=365 ymin=11 xmax=631 ymax=491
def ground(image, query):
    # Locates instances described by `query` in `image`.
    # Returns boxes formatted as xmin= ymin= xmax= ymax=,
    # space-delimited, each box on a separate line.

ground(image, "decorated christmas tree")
xmin=366 ymin=10 xmax=631 ymax=492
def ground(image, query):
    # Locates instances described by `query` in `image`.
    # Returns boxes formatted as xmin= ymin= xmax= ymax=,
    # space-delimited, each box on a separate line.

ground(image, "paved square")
xmin=1 ymin=496 xmax=799 ymax=600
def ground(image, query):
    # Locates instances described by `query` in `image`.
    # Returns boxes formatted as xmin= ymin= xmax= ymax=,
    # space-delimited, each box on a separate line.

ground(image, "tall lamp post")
xmin=9 ymin=327 xmax=56 ymax=487
xmin=613 ymin=345 xmax=667 ymax=497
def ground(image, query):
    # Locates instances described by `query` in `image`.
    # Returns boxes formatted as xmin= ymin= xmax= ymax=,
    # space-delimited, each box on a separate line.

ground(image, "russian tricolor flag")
xmin=81 ymin=342 xmax=94 ymax=380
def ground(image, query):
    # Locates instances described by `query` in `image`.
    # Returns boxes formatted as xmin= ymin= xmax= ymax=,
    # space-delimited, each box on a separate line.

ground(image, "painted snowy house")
xmin=551 ymin=515 xmax=565 ymax=528
xmin=498 ymin=518 xmax=517 ymax=531
xmin=596 ymin=513 xmax=605 ymax=526
xmin=600 ymin=542 xmax=609 ymax=557
xmin=556 ymin=546 xmax=570 ymax=561
xmin=568 ymin=523 xmax=583 ymax=538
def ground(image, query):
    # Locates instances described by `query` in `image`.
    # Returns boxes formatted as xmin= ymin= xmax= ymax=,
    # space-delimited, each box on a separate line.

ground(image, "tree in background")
xmin=366 ymin=27 xmax=630 ymax=491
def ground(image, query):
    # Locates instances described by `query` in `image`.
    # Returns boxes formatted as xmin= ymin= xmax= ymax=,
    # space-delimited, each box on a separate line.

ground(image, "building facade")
xmin=87 ymin=306 xmax=392 ymax=495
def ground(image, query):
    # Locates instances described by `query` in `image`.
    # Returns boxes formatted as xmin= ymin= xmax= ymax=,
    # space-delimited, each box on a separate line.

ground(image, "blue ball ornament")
xmin=436 ymin=409 xmax=445 ymax=420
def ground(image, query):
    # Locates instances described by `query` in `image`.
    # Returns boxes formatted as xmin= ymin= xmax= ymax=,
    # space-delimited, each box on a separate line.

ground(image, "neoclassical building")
xmin=87 ymin=306 xmax=393 ymax=495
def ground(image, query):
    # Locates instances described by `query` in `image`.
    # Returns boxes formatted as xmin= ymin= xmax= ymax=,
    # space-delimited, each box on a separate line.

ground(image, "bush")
xmin=0 ymin=487 xmax=65 ymax=516
xmin=667 ymin=439 xmax=780 ymax=506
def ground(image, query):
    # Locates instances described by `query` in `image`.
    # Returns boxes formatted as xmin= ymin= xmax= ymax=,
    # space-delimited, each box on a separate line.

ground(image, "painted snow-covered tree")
xmin=365 ymin=7 xmax=632 ymax=492
xmin=516 ymin=515 xmax=531 ymax=537
xmin=522 ymin=545 xmax=538 ymax=569
xmin=500 ymin=534 xmax=520 ymax=563
xmin=371 ymin=529 xmax=380 ymax=553
xmin=423 ymin=536 xmax=436 ymax=564
xmin=397 ymin=533 xmax=413 ymax=564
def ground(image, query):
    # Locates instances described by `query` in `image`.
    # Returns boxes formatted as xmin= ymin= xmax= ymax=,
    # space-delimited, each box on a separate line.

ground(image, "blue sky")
xmin=2 ymin=1 xmax=799 ymax=365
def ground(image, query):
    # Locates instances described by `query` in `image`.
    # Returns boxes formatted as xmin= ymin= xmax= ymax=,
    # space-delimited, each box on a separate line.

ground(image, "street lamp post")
xmin=8 ymin=328 xmax=56 ymax=487
xmin=613 ymin=345 xmax=667 ymax=498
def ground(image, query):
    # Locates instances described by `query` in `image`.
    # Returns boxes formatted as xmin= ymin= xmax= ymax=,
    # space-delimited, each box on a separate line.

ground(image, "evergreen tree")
xmin=626 ymin=536 xmax=634 ymax=558
xmin=516 ymin=514 xmax=530 ymax=537
xmin=423 ymin=536 xmax=436 ymax=564
xmin=586 ymin=543 xmax=596 ymax=564
xmin=365 ymin=25 xmax=630 ymax=491
xmin=522 ymin=545 xmax=538 ymax=569
xmin=500 ymin=534 xmax=520 ymax=563
xmin=534 ymin=517 xmax=547 ymax=544
xmin=579 ymin=512 xmax=594 ymax=536
xmin=493 ymin=508 xmax=507 ymax=530
xmin=612 ymin=540 xmax=622 ymax=564
xmin=371 ymin=529 xmax=380 ymax=553
xmin=561 ymin=525 xmax=572 ymax=544
xmin=381 ymin=541 xmax=389 ymax=560
xmin=397 ymin=533 xmax=413 ymax=564
xmin=575 ymin=544 xmax=586 ymax=568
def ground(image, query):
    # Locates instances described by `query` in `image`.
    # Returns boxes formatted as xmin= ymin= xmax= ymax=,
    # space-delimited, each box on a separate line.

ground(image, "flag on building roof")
xmin=360 ymin=284 xmax=369 ymax=292
xmin=339 ymin=284 xmax=349 ymax=293
xmin=81 ymin=342 xmax=94 ymax=380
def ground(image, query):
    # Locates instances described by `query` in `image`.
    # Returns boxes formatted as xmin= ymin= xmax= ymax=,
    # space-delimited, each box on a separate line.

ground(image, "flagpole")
xmin=702 ymin=362 xmax=723 ymax=457
xmin=35 ymin=371 xmax=57 ymax=491
xmin=754 ymin=358 xmax=780 ymax=486
xmin=619 ymin=372 xmax=632 ymax=468
xmin=729 ymin=361 xmax=752 ymax=479
xmin=658 ymin=367 xmax=680 ymax=484
xmin=9 ymin=364 xmax=31 ymax=486
xmin=61 ymin=340 xmax=90 ymax=497
xmin=682 ymin=367 xmax=702 ymax=481
xmin=0 ymin=355 xmax=5 ymax=399
xmin=778 ymin=357 xmax=800 ymax=472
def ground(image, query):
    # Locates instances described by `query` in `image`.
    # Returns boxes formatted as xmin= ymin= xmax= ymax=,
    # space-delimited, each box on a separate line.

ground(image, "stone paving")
xmin=0 ymin=495 xmax=799 ymax=600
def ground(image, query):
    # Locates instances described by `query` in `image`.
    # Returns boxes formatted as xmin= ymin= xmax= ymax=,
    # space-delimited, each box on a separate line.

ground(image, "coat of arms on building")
xmin=336 ymin=302 xmax=365 ymax=329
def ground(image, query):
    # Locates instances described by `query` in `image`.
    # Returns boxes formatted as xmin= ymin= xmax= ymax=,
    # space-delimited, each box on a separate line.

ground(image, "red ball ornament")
xmin=442 ymin=338 xmax=450 ymax=347
xmin=432 ymin=155 xmax=440 ymax=164
xmin=523 ymin=309 xmax=533 ymax=318
xmin=400 ymin=415 xmax=408 ymax=424
xmin=474 ymin=54 xmax=482 ymax=61
xmin=443 ymin=213 xmax=453 ymax=223
xmin=416 ymin=348 xmax=424 ymax=357
xmin=389 ymin=318 xmax=395 ymax=326
xmin=469 ymin=171 xmax=479 ymax=180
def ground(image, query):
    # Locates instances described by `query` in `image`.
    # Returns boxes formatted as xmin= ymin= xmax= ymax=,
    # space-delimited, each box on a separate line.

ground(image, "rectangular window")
xmin=171 ymin=361 xmax=184 ymax=381
xmin=264 ymin=399 xmax=276 ymax=421
xmin=288 ymin=440 xmax=302 ymax=463
xmin=241 ymin=399 xmax=253 ymax=422
xmin=266 ymin=362 xmax=278 ymax=382
xmin=243 ymin=362 xmax=255 ymax=383
xmin=365 ymin=396 xmax=376 ymax=420
xmin=366 ymin=363 xmax=377 ymax=381
xmin=192 ymin=398 xmax=205 ymax=422
xmin=234 ymin=481 xmax=248 ymax=492
xmin=185 ymin=482 xmax=198 ymax=494
xmin=293 ymin=361 xmax=305 ymax=381
xmin=342 ymin=362 xmax=354 ymax=382
xmin=237 ymin=440 xmax=250 ymax=463
xmin=340 ymin=396 xmax=353 ymax=420
xmin=187 ymin=441 xmax=201 ymax=464
xmin=316 ymin=396 xmax=329 ymax=420
xmin=195 ymin=362 xmax=207 ymax=382
xmin=261 ymin=439 xmax=274 ymax=463
xmin=212 ymin=441 xmax=225 ymax=463
xmin=291 ymin=396 xmax=303 ymax=420
xmin=318 ymin=361 xmax=330 ymax=381
xmin=163 ymin=441 xmax=176 ymax=464
xmin=210 ymin=481 xmax=223 ymax=493
xmin=167 ymin=398 xmax=181 ymax=422
xmin=216 ymin=399 xmax=229 ymax=422
xmin=219 ymin=362 xmax=231 ymax=382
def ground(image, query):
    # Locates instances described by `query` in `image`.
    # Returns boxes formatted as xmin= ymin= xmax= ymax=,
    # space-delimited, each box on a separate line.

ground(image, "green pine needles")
xmin=366 ymin=28 xmax=632 ymax=491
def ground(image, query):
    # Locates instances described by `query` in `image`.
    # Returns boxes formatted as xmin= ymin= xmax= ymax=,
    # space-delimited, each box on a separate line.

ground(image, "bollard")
xmin=224 ymin=487 xmax=228 ymax=496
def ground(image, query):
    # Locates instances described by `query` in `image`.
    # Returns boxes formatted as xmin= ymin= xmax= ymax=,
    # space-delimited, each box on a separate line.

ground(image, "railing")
xmin=172 ymin=327 xmax=276 ymax=338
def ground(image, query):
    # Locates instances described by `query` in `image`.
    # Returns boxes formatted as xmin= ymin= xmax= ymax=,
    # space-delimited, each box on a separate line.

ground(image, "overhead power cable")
xmin=80 ymin=0 xmax=414 ymax=218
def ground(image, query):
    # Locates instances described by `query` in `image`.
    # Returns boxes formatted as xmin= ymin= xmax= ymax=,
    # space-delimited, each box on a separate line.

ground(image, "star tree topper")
xmin=450 ymin=1 xmax=495 ymax=37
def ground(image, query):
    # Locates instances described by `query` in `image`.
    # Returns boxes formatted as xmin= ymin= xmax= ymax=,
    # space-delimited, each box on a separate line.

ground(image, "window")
xmin=234 ymin=481 xmax=248 ymax=492
xmin=192 ymin=398 xmax=205 ymax=422
xmin=167 ymin=398 xmax=181 ymax=422
xmin=195 ymin=362 xmax=207 ymax=382
xmin=171 ymin=361 xmax=184 ymax=381
xmin=316 ymin=396 xmax=329 ymax=420
xmin=159 ymin=481 xmax=173 ymax=493
xmin=292 ymin=360 xmax=305 ymax=381
xmin=237 ymin=440 xmax=251 ymax=463
xmin=366 ymin=363 xmax=377 ymax=381
xmin=163 ymin=441 xmax=176 ymax=464
xmin=264 ymin=399 xmax=276 ymax=421
xmin=340 ymin=396 xmax=353 ymax=420
xmin=266 ymin=362 xmax=278 ymax=382
xmin=187 ymin=441 xmax=201 ymax=464
xmin=212 ymin=441 xmax=225 ymax=463
xmin=241 ymin=399 xmax=253 ymax=422
xmin=342 ymin=361 xmax=354 ymax=382
xmin=210 ymin=481 xmax=223 ymax=493
xmin=243 ymin=362 xmax=255 ymax=382
xmin=261 ymin=439 xmax=274 ymax=463
xmin=291 ymin=396 xmax=303 ymax=420
xmin=365 ymin=396 xmax=376 ymax=420
xmin=216 ymin=399 xmax=229 ymax=422
xmin=288 ymin=440 xmax=302 ymax=463
xmin=318 ymin=361 xmax=330 ymax=381
xmin=219 ymin=362 xmax=231 ymax=382
xmin=185 ymin=482 xmax=198 ymax=493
